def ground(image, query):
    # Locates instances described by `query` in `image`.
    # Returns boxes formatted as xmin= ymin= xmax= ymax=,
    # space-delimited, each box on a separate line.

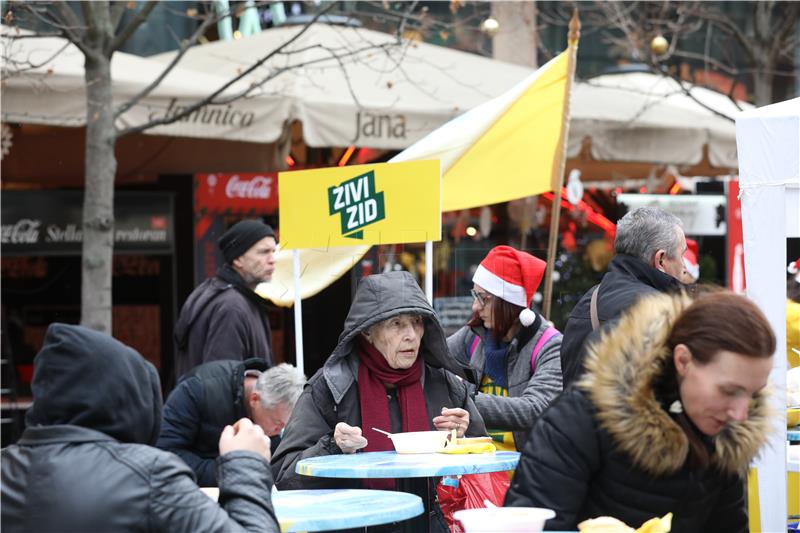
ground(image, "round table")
xmin=200 ymin=487 xmax=424 ymax=532
xmin=297 ymin=450 xmax=520 ymax=478
xmin=297 ymin=451 xmax=520 ymax=531
xmin=275 ymin=489 xmax=424 ymax=532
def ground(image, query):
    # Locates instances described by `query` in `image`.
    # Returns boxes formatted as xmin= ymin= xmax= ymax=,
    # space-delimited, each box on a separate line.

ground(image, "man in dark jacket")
xmin=174 ymin=219 xmax=277 ymax=379
xmin=560 ymin=206 xmax=686 ymax=386
xmin=158 ymin=358 xmax=306 ymax=486
xmin=1 ymin=323 xmax=279 ymax=533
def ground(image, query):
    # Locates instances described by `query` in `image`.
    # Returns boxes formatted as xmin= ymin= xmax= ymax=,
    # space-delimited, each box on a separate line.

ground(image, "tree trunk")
xmin=491 ymin=1 xmax=538 ymax=68
xmin=80 ymin=50 xmax=116 ymax=333
xmin=751 ymin=2 xmax=774 ymax=107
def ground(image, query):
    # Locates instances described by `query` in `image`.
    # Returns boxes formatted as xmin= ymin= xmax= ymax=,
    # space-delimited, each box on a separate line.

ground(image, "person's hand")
xmin=219 ymin=417 xmax=271 ymax=461
xmin=334 ymin=422 xmax=368 ymax=454
xmin=433 ymin=407 xmax=470 ymax=438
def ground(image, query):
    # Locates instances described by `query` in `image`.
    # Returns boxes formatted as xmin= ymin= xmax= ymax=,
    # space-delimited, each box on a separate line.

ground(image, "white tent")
xmin=150 ymin=23 xmax=533 ymax=150
xmin=735 ymin=96 xmax=800 ymax=532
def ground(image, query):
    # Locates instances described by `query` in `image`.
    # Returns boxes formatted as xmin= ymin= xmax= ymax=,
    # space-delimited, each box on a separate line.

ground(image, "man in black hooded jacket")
xmin=174 ymin=219 xmax=277 ymax=379
xmin=1 ymin=323 xmax=279 ymax=533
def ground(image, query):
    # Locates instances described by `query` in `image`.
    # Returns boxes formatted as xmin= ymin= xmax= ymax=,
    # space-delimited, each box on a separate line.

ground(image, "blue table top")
xmin=273 ymin=489 xmax=423 ymax=532
xmin=297 ymin=450 xmax=520 ymax=479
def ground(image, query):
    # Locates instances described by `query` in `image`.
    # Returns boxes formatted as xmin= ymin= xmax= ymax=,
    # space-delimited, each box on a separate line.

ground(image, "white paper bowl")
xmin=454 ymin=507 xmax=556 ymax=532
xmin=388 ymin=430 xmax=449 ymax=454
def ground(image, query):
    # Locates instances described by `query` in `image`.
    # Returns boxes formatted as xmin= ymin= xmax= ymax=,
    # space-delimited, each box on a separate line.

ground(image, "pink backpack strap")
xmin=531 ymin=326 xmax=560 ymax=373
xmin=468 ymin=335 xmax=481 ymax=359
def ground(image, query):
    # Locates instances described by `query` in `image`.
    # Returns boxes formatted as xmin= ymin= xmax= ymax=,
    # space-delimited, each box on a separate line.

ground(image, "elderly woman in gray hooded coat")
xmin=272 ymin=271 xmax=486 ymax=496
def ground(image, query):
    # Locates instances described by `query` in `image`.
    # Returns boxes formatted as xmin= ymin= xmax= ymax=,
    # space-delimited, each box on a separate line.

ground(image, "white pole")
xmin=293 ymin=249 xmax=304 ymax=376
xmin=425 ymin=240 xmax=433 ymax=304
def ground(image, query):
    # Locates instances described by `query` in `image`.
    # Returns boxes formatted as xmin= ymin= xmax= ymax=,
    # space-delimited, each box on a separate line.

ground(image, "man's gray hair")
xmin=254 ymin=363 xmax=307 ymax=409
xmin=615 ymin=206 xmax=684 ymax=262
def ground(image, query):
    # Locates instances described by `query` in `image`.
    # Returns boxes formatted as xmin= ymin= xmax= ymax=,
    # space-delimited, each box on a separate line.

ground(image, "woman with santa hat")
xmin=447 ymin=246 xmax=563 ymax=452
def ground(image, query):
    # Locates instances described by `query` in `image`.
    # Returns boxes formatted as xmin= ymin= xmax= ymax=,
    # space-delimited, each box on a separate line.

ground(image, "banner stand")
xmin=293 ymin=249 xmax=304 ymax=376
xmin=425 ymin=240 xmax=433 ymax=304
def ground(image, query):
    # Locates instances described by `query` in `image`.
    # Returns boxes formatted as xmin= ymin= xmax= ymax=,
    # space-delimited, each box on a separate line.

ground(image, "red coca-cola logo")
xmin=225 ymin=175 xmax=273 ymax=200
xmin=195 ymin=173 xmax=279 ymax=215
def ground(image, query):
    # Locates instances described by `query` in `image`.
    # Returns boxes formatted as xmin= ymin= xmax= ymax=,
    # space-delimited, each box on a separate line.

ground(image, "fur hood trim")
xmin=577 ymin=292 xmax=772 ymax=476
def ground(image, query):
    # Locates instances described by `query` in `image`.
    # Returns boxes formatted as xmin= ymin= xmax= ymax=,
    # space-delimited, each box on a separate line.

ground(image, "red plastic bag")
xmin=437 ymin=472 xmax=511 ymax=533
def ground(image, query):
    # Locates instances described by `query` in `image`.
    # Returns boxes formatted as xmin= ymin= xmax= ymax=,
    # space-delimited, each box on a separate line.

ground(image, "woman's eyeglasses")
xmin=470 ymin=289 xmax=492 ymax=307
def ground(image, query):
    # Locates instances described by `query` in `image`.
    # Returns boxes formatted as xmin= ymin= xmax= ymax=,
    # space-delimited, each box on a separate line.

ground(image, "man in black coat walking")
xmin=174 ymin=219 xmax=277 ymax=380
xmin=560 ymin=206 xmax=686 ymax=387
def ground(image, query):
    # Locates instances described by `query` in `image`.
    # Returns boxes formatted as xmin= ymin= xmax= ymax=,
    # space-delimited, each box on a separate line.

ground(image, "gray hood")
xmin=323 ymin=271 xmax=477 ymax=402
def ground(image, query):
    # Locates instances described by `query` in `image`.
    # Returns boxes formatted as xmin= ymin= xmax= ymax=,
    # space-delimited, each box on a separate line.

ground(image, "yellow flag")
xmin=443 ymin=52 xmax=569 ymax=211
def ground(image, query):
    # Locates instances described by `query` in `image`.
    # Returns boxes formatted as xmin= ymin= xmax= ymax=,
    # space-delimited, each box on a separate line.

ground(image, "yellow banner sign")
xmin=279 ymin=160 xmax=441 ymax=250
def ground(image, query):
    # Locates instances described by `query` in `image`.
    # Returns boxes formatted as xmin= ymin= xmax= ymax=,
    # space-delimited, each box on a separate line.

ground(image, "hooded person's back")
xmin=1 ymin=323 xmax=279 ymax=533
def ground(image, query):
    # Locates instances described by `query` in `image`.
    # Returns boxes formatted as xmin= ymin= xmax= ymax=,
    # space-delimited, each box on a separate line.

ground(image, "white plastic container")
xmin=388 ymin=430 xmax=449 ymax=454
xmin=453 ymin=507 xmax=556 ymax=532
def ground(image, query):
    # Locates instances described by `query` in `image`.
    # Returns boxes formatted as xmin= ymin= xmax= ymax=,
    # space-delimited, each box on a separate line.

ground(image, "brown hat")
xmin=218 ymin=219 xmax=276 ymax=263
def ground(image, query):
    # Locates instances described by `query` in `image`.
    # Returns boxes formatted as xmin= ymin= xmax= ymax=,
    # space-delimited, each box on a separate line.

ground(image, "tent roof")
xmin=569 ymin=71 xmax=752 ymax=168
xmin=151 ymin=23 xmax=533 ymax=150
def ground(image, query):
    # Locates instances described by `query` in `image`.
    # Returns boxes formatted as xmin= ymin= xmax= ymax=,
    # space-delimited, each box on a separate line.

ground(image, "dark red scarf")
xmin=357 ymin=335 xmax=429 ymax=453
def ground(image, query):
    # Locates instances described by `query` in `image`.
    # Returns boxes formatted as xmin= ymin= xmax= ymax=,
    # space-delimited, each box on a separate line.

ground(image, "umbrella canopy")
xmin=0 ymin=27 xmax=289 ymax=143
xmin=569 ymin=71 xmax=752 ymax=168
xmin=150 ymin=23 xmax=533 ymax=150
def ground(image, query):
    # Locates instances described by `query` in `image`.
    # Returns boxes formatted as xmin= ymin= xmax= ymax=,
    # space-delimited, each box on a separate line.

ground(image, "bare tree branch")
xmin=110 ymin=0 xmax=129 ymax=30
xmin=110 ymin=0 xmax=158 ymax=52
xmin=113 ymin=8 xmax=219 ymax=118
xmin=117 ymin=0 xmax=340 ymax=137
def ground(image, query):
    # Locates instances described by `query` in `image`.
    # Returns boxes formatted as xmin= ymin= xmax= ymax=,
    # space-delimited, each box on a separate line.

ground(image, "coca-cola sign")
xmin=225 ymin=175 xmax=273 ymax=200
xmin=1 ymin=219 xmax=41 ymax=244
xmin=196 ymin=173 xmax=279 ymax=215
xmin=1 ymin=192 xmax=173 ymax=255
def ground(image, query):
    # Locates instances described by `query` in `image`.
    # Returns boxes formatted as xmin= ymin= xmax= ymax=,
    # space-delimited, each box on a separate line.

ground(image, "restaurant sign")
xmin=1 ymin=191 xmax=174 ymax=255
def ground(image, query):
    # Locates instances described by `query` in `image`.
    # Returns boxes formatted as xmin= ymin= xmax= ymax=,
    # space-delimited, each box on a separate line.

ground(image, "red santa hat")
xmin=683 ymin=238 xmax=700 ymax=282
xmin=472 ymin=246 xmax=546 ymax=326
xmin=789 ymin=257 xmax=800 ymax=283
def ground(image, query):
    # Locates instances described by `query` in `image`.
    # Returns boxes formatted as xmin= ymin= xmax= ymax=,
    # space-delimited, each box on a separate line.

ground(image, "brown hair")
xmin=658 ymin=290 xmax=775 ymax=468
xmin=667 ymin=291 xmax=775 ymax=363
xmin=467 ymin=296 xmax=523 ymax=340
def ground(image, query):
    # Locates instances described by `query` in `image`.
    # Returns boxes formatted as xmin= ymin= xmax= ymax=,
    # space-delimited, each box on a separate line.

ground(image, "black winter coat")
xmin=157 ymin=358 xmax=278 ymax=486
xmin=560 ymin=254 xmax=681 ymax=387
xmin=506 ymin=294 xmax=771 ymax=532
xmin=1 ymin=323 xmax=278 ymax=533
xmin=174 ymin=265 xmax=272 ymax=379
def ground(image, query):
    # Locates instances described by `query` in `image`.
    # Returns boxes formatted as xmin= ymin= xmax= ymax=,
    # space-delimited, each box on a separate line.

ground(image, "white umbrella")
xmin=0 ymin=27 xmax=289 ymax=143
xmin=151 ymin=23 xmax=533 ymax=150
xmin=569 ymin=71 xmax=752 ymax=168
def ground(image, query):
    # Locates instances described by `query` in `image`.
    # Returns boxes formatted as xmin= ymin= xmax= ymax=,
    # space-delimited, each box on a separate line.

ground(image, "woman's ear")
xmin=673 ymin=343 xmax=692 ymax=377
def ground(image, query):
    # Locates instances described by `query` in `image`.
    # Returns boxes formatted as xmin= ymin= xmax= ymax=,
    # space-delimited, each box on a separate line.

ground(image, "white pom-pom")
xmin=519 ymin=308 xmax=536 ymax=327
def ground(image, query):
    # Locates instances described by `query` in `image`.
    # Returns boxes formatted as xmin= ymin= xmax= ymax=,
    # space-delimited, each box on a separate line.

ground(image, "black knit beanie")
xmin=218 ymin=219 xmax=276 ymax=263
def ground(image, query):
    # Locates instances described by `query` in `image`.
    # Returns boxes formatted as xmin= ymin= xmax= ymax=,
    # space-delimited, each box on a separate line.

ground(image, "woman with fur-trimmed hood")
xmin=505 ymin=291 xmax=775 ymax=532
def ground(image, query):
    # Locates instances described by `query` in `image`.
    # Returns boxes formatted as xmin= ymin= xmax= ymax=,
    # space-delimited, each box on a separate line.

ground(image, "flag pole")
xmin=542 ymin=9 xmax=580 ymax=319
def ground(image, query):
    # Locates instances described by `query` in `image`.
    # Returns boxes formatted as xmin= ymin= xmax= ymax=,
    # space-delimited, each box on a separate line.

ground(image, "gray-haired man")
xmin=157 ymin=358 xmax=306 ymax=486
xmin=560 ymin=206 xmax=687 ymax=386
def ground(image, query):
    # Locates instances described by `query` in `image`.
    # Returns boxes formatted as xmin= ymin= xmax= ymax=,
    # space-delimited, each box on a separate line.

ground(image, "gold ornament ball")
xmin=480 ymin=17 xmax=500 ymax=38
xmin=651 ymin=35 xmax=668 ymax=55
